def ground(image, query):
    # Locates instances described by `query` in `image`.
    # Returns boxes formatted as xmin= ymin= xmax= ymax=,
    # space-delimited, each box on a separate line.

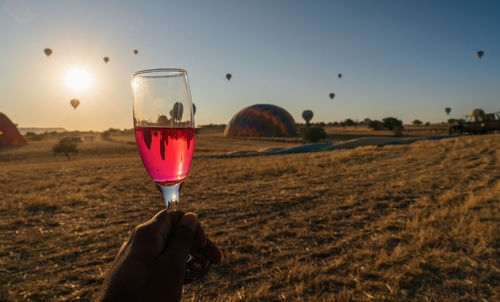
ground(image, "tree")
xmin=368 ymin=120 xmax=384 ymax=130
xmin=412 ymin=119 xmax=423 ymax=125
xmin=344 ymin=118 xmax=355 ymax=126
xmin=53 ymin=137 xmax=79 ymax=160
xmin=382 ymin=117 xmax=403 ymax=131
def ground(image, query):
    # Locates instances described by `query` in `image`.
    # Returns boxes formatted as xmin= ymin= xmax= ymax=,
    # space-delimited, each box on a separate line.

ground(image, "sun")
xmin=64 ymin=68 xmax=92 ymax=92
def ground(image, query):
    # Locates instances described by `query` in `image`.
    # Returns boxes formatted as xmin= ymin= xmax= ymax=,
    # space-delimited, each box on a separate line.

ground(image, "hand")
xmin=97 ymin=210 xmax=223 ymax=302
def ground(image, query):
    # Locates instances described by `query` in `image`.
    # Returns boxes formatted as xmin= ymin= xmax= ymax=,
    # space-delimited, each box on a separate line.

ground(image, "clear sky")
xmin=0 ymin=0 xmax=499 ymax=131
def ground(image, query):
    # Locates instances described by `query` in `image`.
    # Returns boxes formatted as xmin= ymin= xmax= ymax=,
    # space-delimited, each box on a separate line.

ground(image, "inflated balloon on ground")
xmin=224 ymin=104 xmax=297 ymax=137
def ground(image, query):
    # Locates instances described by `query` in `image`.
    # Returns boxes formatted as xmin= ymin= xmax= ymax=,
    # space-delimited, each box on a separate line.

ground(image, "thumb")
xmin=166 ymin=212 xmax=198 ymax=263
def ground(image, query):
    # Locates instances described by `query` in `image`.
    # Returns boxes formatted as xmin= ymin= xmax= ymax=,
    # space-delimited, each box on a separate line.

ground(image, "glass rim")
xmin=133 ymin=68 xmax=187 ymax=78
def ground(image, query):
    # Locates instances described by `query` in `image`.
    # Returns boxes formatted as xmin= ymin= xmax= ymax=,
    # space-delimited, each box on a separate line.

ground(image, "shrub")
xmin=393 ymin=126 xmax=404 ymax=136
xmin=53 ymin=137 xmax=79 ymax=160
xmin=24 ymin=132 xmax=45 ymax=141
xmin=300 ymin=125 xmax=326 ymax=143
xmin=412 ymin=119 xmax=423 ymax=125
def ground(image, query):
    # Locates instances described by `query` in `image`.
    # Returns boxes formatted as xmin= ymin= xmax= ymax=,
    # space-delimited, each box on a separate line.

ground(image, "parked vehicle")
xmin=449 ymin=109 xmax=500 ymax=135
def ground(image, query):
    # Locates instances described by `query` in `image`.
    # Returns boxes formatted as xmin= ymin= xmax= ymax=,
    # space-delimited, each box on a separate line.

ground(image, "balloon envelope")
xmin=302 ymin=110 xmax=313 ymax=123
xmin=226 ymin=73 xmax=232 ymax=80
xmin=338 ymin=73 xmax=342 ymax=78
xmin=476 ymin=51 xmax=484 ymax=59
xmin=170 ymin=102 xmax=184 ymax=121
xmin=103 ymin=57 xmax=109 ymax=63
xmin=329 ymin=93 xmax=335 ymax=100
xmin=70 ymin=99 xmax=80 ymax=109
xmin=445 ymin=107 xmax=451 ymax=115
xmin=224 ymin=104 xmax=297 ymax=137
xmin=134 ymin=49 xmax=138 ymax=55
xmin=44 ymin=48 xmax=52 ymax=57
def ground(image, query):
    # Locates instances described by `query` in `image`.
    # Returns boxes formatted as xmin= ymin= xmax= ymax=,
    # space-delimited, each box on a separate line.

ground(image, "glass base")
xmin=156 ymin=181 xmax=183 ymax=209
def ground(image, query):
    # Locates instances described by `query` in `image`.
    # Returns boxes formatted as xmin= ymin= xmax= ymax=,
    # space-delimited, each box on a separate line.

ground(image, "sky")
xmin=0 ymin=0 xmax=499 ymax=131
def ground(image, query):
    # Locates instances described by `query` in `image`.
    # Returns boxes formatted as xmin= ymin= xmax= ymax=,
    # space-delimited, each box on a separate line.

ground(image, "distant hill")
xmin=18 ymin=127 xmax=67 ymax=135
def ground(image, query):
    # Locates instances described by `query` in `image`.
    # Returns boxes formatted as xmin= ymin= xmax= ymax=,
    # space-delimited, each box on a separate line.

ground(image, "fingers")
xmin=122 ymin=209 xmax=222 ymax=271
xmin=167 ymin=213 xmax=199 ymax=261
xmin=198 ymin=239 xmax=223 ymax=264
xmin=194 ymin=223 xmax=207 ymax=248
xmin=127 ymin=210 xmax=182 ymax=260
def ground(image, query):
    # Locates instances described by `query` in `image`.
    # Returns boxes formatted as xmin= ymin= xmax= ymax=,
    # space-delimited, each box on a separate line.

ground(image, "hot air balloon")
xmin=170 ymin=102 xmax=184 ymax=121
xmin=225 ymin=104 xmax=297 ymax=137
xmin=329 ymin=93 xmax=335 ymax=100
xmin=44 ymin=48 xmax=52 ymax=57
xmin=70 ymin=99 xmax=80 ymax=109
xmin=445 ymin=107 xmax=451 ymax=115
xmin=134 ymin=49 xmax=138 ymax=55
xmin=226 ymin=73 xmax=232 ymax=81
xmin=192 ymin=103 xmax=196 ymax=115
xmin=338 ymin=73 xmax=342 ymax=79
xmin=476 ymin=51 xmax=484 ymax=59
xmin=103 ymin=57 xmax=109 ymax=63
xmin=302 ymin=110 xmax=313 ymax=125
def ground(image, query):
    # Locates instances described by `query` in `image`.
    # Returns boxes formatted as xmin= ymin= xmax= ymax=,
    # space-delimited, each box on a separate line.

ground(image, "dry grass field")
xmin=1 ymin=129 xmax=499 ymax=301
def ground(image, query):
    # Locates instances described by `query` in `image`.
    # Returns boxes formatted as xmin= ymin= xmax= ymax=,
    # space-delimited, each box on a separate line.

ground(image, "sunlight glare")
xmin=64 ymin=68 xmax=92 ymax=92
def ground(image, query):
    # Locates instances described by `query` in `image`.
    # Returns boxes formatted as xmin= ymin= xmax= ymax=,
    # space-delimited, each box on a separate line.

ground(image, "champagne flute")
xmin=133 ymin=68 xmax=201 ymax=282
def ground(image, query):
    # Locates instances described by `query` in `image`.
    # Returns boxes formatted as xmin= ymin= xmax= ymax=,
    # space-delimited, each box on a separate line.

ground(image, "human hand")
xmin=97 ymin=210 xmax=222 ymax=302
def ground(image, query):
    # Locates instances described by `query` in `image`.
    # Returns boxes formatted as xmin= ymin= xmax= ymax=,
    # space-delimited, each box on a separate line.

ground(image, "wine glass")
xmin=133 ymin=68 xmax=201 ymax=282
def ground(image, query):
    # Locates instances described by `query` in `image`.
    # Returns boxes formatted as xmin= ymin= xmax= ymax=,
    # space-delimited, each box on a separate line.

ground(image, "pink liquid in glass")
xmin=134 ymin=126 xmax=195 ymax=183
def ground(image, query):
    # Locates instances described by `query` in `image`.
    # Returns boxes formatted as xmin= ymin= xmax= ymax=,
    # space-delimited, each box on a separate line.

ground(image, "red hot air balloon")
xmin=103 ymin=57 xmax=109 ymax=63
xmin=44 ymin=48 xmax=52 ymax=57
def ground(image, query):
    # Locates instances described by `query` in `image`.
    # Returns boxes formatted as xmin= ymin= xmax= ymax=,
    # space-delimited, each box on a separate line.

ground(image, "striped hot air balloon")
xmin=224 ymin=104 xmax=297 ymax=137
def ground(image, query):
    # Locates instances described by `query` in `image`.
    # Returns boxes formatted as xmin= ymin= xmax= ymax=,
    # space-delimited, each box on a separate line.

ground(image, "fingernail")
xmin=180 ymin=212 xmax=198 ymax=231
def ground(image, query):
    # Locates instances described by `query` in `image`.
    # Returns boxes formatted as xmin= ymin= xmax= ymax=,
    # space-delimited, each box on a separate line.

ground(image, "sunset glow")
xmin=64 ymin=68 xmax=92 ymax=92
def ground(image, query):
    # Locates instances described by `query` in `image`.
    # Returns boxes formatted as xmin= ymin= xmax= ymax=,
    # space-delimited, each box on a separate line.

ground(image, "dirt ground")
xmin=0 ymin=129 xmax=498 ymax=301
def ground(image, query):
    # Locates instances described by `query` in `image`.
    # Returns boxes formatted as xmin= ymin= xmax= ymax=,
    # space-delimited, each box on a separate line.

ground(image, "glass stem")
xmin=156 ymin=181 xmax=183 ymax=209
